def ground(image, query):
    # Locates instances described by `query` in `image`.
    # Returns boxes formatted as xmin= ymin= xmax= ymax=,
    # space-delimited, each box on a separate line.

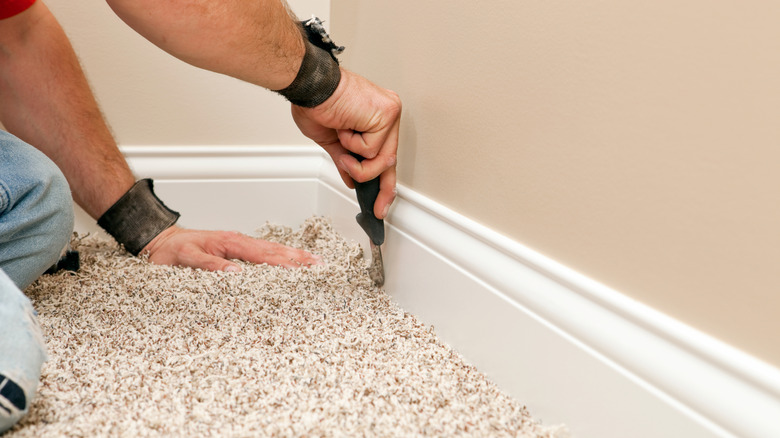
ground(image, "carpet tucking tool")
xmin=350 ymin=152 xmax=385 ymax=287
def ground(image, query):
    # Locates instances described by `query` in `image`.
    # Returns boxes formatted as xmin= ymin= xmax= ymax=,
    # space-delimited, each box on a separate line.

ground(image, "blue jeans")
xmin=0 ymin=130 xmax=74 ymax=433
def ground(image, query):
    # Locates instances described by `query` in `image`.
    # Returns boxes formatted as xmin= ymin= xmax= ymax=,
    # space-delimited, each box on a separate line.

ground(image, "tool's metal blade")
xmin=368 ymin=241 xmax=385 ymax=287
xmin=349 ymin=151 xmax=385 ymax=286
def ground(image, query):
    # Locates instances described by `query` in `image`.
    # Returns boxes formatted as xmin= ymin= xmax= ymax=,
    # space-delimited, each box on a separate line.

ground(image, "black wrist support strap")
xmin=274 ymin=16 xmax=345 ymax=108
xmin=97 ymin=179 xmax=180 ymax=256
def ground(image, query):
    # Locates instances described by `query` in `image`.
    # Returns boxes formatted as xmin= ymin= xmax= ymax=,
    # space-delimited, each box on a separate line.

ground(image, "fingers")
xmin=335 ymin=107 xmax=400 ymax=181
xmin=335 ymin=120 xmax=399 ymax=220
xmin=336 ymin=146 xmax=396 ymax=183
xmin=336 ymin=129 xmax=383 ymax=160
xmin=221 ymin=232 xmax=323 ymax=268
xmin=146 ymin=228 xmax=324 ymax=272
xmin=375 ymin=166 xmax=397 ymax=219
xmin=335 ymin=95 xmax=400 ymax=185
xmin=318 ymin=140 xmax=355 ymax=189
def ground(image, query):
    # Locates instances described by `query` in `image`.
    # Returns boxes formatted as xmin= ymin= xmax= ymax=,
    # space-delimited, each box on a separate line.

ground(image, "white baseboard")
xmin=76 ymin=145 xmax=780 ymax=438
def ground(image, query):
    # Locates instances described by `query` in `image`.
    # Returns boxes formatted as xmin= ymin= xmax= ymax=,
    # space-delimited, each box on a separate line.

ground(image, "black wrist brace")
xmin=274 ymin=16 xmax=345 ymax=108
xmin=97 ymin=179 xmax=180 ymax=256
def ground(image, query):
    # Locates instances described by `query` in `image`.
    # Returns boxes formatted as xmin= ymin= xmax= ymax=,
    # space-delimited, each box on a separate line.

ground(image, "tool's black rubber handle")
xmin=350 ymin=152 xmax=385 ymax=246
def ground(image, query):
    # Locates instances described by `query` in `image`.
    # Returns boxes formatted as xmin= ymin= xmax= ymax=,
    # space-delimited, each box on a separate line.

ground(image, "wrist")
xmin=139 ymin=223 xmax=179 ymax=256
xmin=97 ymin=179 xmax=180 ymax=255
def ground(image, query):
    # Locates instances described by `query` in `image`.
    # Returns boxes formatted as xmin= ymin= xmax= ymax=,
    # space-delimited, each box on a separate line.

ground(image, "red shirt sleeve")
xmin=0 ymin=0 xmax=36 ymax=20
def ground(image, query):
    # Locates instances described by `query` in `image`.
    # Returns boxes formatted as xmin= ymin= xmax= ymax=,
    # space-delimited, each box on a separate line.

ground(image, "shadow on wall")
xmin=397 ymin=113 xmax=418 ymax=186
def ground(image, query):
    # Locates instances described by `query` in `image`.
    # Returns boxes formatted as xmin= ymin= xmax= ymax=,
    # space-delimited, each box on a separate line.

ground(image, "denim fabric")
xmin=0 ymin=130 xmax=73 ymax=432
xmin=0 ymin=269 xmax=47 ymax=433
xmin=0 ymin=130 xmax=74 ymax=289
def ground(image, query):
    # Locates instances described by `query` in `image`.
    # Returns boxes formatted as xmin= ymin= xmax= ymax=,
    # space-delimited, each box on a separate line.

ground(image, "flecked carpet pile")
xmin=9 ymin=217 xmax=567 ymax=437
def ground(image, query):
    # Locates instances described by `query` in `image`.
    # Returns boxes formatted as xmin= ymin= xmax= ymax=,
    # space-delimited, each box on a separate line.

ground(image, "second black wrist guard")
xmin=97 ymin=179 xmax=180 ymax=256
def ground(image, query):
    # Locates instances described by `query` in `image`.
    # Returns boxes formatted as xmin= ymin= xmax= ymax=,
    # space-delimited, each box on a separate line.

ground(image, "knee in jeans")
xmin=0 ymin=133 xmax=75 ymax=288
xmin=15 ymin=157 xmax=76 ymax=267
xmin=37 ymin=164 xmax=75 ymax=252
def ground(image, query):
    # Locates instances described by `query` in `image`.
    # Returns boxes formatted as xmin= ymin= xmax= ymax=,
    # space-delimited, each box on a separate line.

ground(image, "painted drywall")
xmin=44 ymin=0 xmax=328 ymax=146
xmin=331 ymin=1 xmax=780 ymax=367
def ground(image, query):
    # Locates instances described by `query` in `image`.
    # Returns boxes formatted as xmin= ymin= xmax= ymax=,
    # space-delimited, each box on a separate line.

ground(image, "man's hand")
xmin=141 ymin=225 xmax=323 ymax=272
xmin=292 ymin=68 xmax=401 ymax=220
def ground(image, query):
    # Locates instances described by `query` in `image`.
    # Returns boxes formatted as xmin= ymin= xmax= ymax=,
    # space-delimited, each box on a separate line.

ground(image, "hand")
xmin=141 ymin=225 xmax=323 ymax=271
xmin=291 ymin=68 xmax=402 ymax=219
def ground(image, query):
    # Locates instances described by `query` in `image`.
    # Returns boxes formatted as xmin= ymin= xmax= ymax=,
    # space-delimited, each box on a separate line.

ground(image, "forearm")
xmin=106 ymin=0 xmax=305 ymax=90
xmin=0 ymin=1 xmax=135 ymax=219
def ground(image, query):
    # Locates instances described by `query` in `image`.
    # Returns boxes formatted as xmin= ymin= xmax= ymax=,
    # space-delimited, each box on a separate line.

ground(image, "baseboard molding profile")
xmin=94 ymin=145 xmax=780 ymax=438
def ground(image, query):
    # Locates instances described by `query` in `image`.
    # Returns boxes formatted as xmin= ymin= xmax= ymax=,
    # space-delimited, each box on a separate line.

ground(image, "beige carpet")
xmin=9 ymin=217 xmax=567 ymax=437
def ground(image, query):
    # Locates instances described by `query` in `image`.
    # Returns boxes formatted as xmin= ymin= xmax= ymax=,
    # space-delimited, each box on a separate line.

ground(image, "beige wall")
xmin=45 ymin=0 xmax=328 ymax=146
xmin=332 ymin=2 xmax=780 ymax=367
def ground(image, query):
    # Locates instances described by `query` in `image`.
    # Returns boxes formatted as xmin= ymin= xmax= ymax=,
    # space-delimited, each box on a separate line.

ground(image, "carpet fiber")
xmin=10 ymin=217 xmax=567 ymax=437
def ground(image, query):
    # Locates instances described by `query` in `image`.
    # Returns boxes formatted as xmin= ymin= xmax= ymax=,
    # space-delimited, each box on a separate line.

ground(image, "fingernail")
xmin=382 ymin=204 xmax=390 ymax=218
xmin=225 ymin=264 xmax=242 ymax=273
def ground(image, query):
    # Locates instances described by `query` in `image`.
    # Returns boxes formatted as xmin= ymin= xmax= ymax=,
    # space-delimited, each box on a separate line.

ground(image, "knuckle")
xmin=383 ymin=99 xmax=401 ymax=117
xmin=220 ymin=230 xmax=243 ymax=244
xmin=386 ymin=91 xmax=402 ymax=111
xmin=178 ymin=246 xmax=202 ymax=264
